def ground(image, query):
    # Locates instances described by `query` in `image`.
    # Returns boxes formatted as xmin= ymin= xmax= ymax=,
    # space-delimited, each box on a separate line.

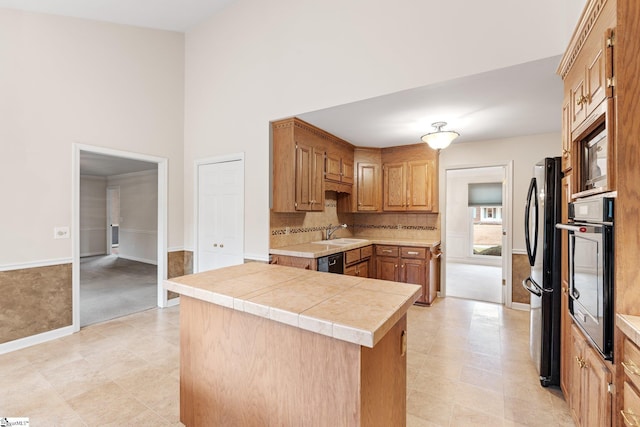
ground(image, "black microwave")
xmin=581 ymin=124 xmax=607 ymax=194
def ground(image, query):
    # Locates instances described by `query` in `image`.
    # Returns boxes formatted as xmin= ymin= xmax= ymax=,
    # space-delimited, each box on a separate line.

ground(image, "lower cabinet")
xmin=270 ymin=255 xmax=317 ymax=270
xmin=374 ymin=245 xmax=437 ymax=305
xmin=621 ymin=335 xmax=640 ymax=426
xmin=344 ymin=245 xmax=372 ymax=278
xmin=568 ymin=322 xmax=612 ymax=427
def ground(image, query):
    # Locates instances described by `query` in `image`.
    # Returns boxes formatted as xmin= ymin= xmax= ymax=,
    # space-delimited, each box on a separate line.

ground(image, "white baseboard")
xmin=166 ymin=296 xmax=180 ymax=307
xmin=0 ymin=325 xmax=76 ymax=355
xmin=80 ymin=251 xmax=108 ymax=258
xmin=117 ymin=254 xmax=157 ymax=265
xmin=511 ymin=302 xmax=530 ymax=311
xmin=244 ymin=253 xmax=270 ymax=263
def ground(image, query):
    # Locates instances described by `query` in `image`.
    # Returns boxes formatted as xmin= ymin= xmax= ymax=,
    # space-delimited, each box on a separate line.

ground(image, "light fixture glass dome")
xmin=421 ymin=121 xmax=459 ymax=150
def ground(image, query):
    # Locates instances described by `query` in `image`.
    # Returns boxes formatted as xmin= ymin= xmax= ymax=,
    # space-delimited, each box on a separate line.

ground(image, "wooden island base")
xmin=180 ymin=296 xmax=407 ymax=426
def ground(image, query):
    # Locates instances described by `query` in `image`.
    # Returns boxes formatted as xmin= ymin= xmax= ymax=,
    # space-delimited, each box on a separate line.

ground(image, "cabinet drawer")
xmin=622 ymin=381 xmax=640 ymax=427
xmin=624 ymin=338 xmax=640 ymax=391
xmin=376 ymin=245 xmax=398 ymax=257
xmin=361 ymin=245 xmax=373 ymax=259
xmin=345 ymin=248 xmax=361 ymax=265
xmin=400 ymin=247 xmax=426 ymax=259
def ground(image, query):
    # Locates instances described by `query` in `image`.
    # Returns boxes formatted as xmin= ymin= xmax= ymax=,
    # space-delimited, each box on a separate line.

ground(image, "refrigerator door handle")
xmin=524 ymin=178 xmax=538 ymax=266
xmin=522 ymin=277 xmax=542 ymax=297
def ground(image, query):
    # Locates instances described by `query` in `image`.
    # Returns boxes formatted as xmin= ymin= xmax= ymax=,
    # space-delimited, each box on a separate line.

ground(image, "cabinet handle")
xmin=382 ymin=249 xmax=392 ymax=253
xmin=220 ymin=244 xmax=224 ymax=248
xmin=407 ymin=251 xmax=419 ymax=255
xmin=622 ymin=360 xmax=640 ymax=376
xmin=576 ymin=94 xmax=588 ymax=106
xmin=394 ymin=264 xmax=398 ymax=268
xmin=575 ymin=356 xmax=587 ymax=369
xmin=621 ymin=409 xmax=640 ymax=427
xmin=401 ymin=264 xmax=404 ymax=268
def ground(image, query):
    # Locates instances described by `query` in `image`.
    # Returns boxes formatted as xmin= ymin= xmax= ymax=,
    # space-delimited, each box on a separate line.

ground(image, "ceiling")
xmin=0 ymin=0 xmax=234 ymax=32
xmin=80 ymin=152 xmax=156 ymax=176
xmin=299 ymin=55 xmax=563 ymax=148
xmin=2 ymin=1 xmax=564 ymax=152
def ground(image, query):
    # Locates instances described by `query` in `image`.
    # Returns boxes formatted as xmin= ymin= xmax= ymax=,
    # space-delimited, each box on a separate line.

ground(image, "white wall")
xmin=107 ymin=170 xmax=158 ymax=264
xmin=184 ymin=0 xmax=581 ymax=260
xmin=0 ymin=9 xmax=184 ymax=267
xmin=439 ymin=133 xmax=561 ymax=252
xmin=79 ymin=175 xmax=107 ymax=257
xmin=446 ymin=167 xmax=504 ymax=264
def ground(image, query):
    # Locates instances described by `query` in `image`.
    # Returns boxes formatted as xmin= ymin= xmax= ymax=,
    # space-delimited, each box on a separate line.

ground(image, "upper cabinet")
xmin=272 ymin=118 xmax=328 ymax=212
xmin=325 ymin=138 xmax=354 ymax=193
xmin=558 ymin=0 xmax=616 ymax=198
xmin=381 ymin=144 xmax=438 ymax=212
xmin=273 ymin=118 xmax=439 ymax=214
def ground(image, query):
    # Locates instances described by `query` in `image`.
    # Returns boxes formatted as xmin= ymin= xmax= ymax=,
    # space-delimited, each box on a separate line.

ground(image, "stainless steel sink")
xmin=313 ymin=238 xmax=369 ymax=245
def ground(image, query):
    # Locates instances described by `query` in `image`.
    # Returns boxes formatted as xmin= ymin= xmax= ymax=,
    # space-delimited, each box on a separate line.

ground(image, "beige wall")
xmin=0 ymin=9 xmax=185 ymax=267
xmin=184 ymin=0 xmax=580 ymax=261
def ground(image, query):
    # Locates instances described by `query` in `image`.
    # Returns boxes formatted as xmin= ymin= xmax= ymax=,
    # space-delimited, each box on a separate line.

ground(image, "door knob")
xmin=220 ymin=244 xmax=224 ymax=248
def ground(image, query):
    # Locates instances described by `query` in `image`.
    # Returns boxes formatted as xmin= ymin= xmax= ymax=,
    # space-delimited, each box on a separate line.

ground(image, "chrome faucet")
xmin=325 ymin=223 xmax=347 ymax=240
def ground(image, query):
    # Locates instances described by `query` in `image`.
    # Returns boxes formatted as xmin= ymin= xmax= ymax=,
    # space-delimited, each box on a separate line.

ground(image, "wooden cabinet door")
xmin=585 ymin=31 xmax=607 ymax=119
xmin=582 ymin=345 xmax=612 ymax=427
xmin=569 ymin=324 xmax=584 ymax=425
xmin=427 ymin=247 xmax=440 ymax=305
xmin=357 ymin=162 xmax=380 ymax=211
xmin=406 ymin=160 xmax=433 ymax=211
xmin=376 ymin=256 xmax=398 ymax=281
xmin=311 ymin=148 xmax=325 ymax=211
xmin=342 ymin=157 xmax=354 ymax=184
xmin=325 ymin=152 xmax=342 ymax=182
xmin=383 ymin=162 xmax=406 ymax=211
xmin=402 ymin=258 xmax=426 ymax=302
xmin=357 ymin=260 xmax=369 ymax=278
xmin=295 ymin=142 xmax=314 ymax=211
xmin=561 ymin=96 xmax=572 ymax=172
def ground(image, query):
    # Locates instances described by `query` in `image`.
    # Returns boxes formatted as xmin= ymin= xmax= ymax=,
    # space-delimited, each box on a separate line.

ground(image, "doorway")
xmin=107 ymin=186 xmax=120 ymax=255
xmin=444 ymin=166 xmax=510 ymax=304
xmin=73 ymin=144 xmax=168 ymax=331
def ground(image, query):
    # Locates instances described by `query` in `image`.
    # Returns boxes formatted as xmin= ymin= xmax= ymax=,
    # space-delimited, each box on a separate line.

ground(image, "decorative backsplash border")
xmin=271 ymin=223 xmax=437 ymax=236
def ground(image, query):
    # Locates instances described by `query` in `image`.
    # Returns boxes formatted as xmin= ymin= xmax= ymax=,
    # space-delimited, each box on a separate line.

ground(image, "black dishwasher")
xmin=317 ymin=252 xmax=344 ymax=274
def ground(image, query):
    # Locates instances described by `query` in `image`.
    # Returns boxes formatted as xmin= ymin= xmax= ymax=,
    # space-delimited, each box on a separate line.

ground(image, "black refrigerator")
xmin=523 ymin=157 xmax=562 ymax=387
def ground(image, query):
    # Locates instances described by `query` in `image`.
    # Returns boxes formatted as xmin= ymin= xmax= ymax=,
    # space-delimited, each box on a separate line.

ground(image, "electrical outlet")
xmin=54 ymin=226 xmax=70 ymax=239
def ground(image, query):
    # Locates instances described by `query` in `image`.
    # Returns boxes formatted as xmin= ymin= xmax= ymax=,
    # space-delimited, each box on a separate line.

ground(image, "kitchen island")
xmin=164 ymin=262 xmax=421 ymax=426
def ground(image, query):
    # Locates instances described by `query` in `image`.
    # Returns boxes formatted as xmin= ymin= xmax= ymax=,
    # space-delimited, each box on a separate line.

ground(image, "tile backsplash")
xmin=270 ymin=193 xmax=440 ymax=248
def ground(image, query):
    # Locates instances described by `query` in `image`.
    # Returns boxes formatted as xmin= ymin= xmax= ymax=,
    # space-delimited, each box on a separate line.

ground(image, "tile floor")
xmin=0 ymin=297 xmax=574 ymax=426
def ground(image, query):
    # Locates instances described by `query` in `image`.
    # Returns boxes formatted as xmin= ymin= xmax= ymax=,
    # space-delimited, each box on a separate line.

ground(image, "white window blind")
xmin=468 ymin=182 xmax=502 ymax=207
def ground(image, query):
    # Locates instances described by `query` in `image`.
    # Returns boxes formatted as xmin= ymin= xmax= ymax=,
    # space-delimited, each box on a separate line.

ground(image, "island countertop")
xmin=164 ymin=262 xmax=421 ymax=348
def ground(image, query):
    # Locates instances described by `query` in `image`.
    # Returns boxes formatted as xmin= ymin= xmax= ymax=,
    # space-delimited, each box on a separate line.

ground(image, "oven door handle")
xmin=522 ymin=277 xmax=542 ymax=297
xmin=556 ymin=223 xmax=583 ymax=232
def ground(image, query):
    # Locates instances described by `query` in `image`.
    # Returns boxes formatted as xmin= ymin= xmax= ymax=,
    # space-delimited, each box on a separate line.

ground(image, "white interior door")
xmin=197 ymin=158 xmax=244 ymax=272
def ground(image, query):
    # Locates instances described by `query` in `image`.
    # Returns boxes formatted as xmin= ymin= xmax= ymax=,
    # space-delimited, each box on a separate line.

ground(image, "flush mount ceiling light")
xmin=421 ymin=121 xmax=459 ymax=150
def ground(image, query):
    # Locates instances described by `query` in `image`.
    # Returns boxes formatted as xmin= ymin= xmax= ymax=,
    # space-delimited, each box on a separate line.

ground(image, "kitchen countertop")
xmin=270 ymin=238 xmax=441 ymax=258
xmin=617 ymin=313 xmax=640 ymax=347
xmin=164 ymin=262 xmax=421 ymax=348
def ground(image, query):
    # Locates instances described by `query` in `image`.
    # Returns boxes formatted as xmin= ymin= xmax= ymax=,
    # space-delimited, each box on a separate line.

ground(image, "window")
xmin=471 ymin=206 xmax=503 ymax=257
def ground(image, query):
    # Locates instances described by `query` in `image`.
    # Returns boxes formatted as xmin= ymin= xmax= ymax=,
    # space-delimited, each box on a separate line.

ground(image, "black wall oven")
xmin=557 ymin=196 xmax=614 ymax=360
